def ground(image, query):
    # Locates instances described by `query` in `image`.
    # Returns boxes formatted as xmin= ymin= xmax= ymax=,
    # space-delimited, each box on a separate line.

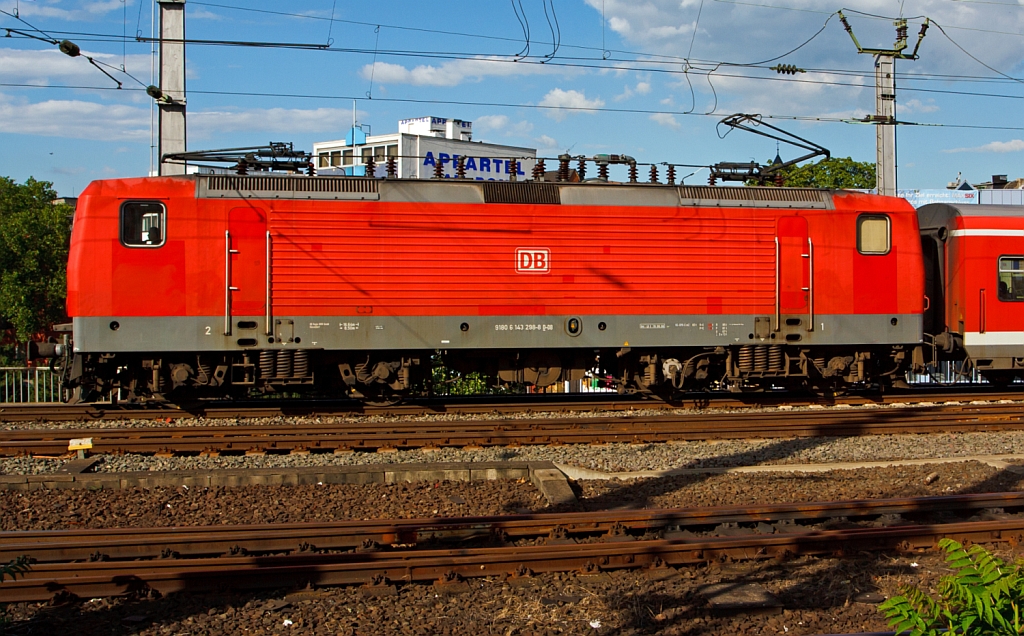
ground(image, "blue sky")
xmin=1 ymin=0 xmax=1022 ymax=196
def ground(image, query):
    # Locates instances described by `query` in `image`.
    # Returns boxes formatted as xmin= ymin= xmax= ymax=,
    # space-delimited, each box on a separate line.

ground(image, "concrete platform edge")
xmin=555 ymin=453 xmax=1024 ymax=481
xmin=0 ymin=461 xmax=577 ymax=505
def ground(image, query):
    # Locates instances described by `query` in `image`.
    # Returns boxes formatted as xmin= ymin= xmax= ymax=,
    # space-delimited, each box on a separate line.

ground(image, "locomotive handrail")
xmin=807 ymin=237 xmax=815 ymax=332
xmin=774 ymin=237 xmax=780 ymax=332
xmin=266 ymin=231 xmax=272 ymax=337
xmin=225 ymin=231 xmax=239 ymax=336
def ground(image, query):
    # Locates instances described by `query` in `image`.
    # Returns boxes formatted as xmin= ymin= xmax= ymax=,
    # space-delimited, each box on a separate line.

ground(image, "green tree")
xmin=0 ymin=177 xmax=72 ymax=354
xmin=778 ymin=156 xmax=876 ymax=189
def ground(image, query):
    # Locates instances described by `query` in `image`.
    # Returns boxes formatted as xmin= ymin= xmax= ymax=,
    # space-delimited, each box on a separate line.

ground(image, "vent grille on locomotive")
xmin=483 ymin=181 xmax=561 ymax=205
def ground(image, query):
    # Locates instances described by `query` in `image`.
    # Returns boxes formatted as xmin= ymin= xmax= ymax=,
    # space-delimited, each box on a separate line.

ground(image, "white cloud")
xmin=473 ymin=115 xmax=533 ymax=138
xmin=647 ymin=24 xmax=697 ymax=39
xmin=12 ymin=0 xmax=124 ymax=21
xmin=0 ymin=94 xmax=354 ymax=141
xmin=614 ymin=81 xmax=652 ymax=102
xmin=189 ymin=107 xmax=362 ymax=138
xmin=582 ymin=0 xmax=1024 ymax=118
xmin=538 ymin=89 xmax=605 ymax=121
xmin=360 ymin=56 xmax=566 ymax=87
xmin=901 ymin=99 xmax=939 ymax=114
xmin=508 ymin=120 xmax=534 ymax=136
xmin=945 ymin=139 xmax=1024 ymax=153
xmin=535 ymin=134 xmax=559 ymax=149
xmin=0 ymin=48 xmax=151 ymax=84
xmin=475 ymin=115 xmax=510 ymax=131
xmin=0 ymin=95 xmax=150 ymax=141
xmin=187 ymin=8 xmax=223 ymax=20
xmin=649 ymin=112 xmax=681 ymax=130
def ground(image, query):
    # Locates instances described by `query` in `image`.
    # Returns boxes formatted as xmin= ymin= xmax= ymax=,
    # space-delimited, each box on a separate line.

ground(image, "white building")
xmin=313 ymin=116 xmax=537 ymax=181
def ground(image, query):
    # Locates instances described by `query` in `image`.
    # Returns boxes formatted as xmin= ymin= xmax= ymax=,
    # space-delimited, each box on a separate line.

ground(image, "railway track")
xmin=1 ymin=387 xmax=1020 ymax=423
xmin=1 ymin=398 xmax=1023 ymax=455
xmin=4 ymin=491 xmax=1024 ymax=602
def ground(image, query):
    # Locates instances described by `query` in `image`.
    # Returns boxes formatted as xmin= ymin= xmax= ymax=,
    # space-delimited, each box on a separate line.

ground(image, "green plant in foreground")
xmin=0 ymin=556 xmax=31 ymax=634
xmin=0 ymin=556 xmax=30 ymax=583
xmin=879 ymin=538 xmax=1024 ymax=635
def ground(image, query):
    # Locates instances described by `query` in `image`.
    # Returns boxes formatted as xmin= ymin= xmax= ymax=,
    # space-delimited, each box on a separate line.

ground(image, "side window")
xmin=857 ymin=214 xmax=890 ymax=255
xmin=998 ymin=256 xmax=1024 ymax=301
xmin=120 ymin=201 xmax=165 ymax=247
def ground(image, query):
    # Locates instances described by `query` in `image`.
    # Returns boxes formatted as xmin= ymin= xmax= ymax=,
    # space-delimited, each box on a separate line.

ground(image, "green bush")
xmin=879 ymin=538 xmax=1024 ymax=635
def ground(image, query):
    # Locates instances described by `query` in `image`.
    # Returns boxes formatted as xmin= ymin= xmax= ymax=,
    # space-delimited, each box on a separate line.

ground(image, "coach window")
xmin=998 ymin=256 xmax=1024 ymax=301
xmin=120 ymin=201 xmax=166 ymax=248
xmin=857 ymin=214 xmax=890 ymax=255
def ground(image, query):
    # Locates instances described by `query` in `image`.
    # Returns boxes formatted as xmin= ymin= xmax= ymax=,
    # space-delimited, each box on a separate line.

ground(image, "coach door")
xmin=225 ymin=207 xmax=268 ymax=336
xmin=776 ymin=216 xmax=811 ymax=330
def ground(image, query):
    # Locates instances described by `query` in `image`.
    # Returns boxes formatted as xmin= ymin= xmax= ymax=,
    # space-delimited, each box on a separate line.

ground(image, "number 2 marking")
xmin=205 ymin=326 xmax=211 ymax=335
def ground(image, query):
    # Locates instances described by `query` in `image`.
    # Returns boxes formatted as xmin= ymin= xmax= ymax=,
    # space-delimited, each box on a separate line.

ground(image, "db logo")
xmin=516 ymin=248 xmax=550 ymax=273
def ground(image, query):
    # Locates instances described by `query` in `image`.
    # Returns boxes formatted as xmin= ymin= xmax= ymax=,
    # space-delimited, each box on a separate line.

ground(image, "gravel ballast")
xmin=5 ymin=403 xmax=1024 ymax=634
xmin=0 ymin=479 xmax=544 ymax=531
xmin=0 ymin=461 xmax=1016 ymax=531
xmin=8 ymin=429 xmax=1024 ymax=476
xmin=2 ymin=548 xmax=1009 ymax=635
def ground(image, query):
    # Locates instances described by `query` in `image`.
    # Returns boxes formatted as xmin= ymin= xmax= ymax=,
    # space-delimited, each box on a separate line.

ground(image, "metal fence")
xmin=1 ymin=367 xmax=62 ymax=403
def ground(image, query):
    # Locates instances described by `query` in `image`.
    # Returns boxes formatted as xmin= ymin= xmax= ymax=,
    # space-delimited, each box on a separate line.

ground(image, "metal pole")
xmin=875 ymin=54 xmax=896 ymax=196
xmin=157 ymin=0 xmax=186 ymax=176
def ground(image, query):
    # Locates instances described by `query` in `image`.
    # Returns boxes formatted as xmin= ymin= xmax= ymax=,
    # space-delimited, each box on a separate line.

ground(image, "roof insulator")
xmin=58 ymin=40 xmax=80 ymax=57
xmin=770 ymin=64 xmax=805 ymax=75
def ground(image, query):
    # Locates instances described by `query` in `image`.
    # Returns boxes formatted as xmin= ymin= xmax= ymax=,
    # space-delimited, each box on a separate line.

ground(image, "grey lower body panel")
xmin=73 ymin=313 xmax=922 ymax=354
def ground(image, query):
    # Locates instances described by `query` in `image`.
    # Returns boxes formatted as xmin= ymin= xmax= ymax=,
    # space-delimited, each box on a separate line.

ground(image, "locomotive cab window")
xmin=857 ymin=214 xmax=890 ymax=255
xmin=998 ymin=256 xmax=1024 ymax=302
xmin=120 ymin=201 xmax=166 ymax=248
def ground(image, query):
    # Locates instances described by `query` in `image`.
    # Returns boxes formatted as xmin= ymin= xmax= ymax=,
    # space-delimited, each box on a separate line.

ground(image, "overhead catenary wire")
xmin=510 ymin=0 xmax=530 ymax=60
xmin=3 ymin=3 xmax=1022 ymax=131
xmin=7 ymin=15 xmax=1022 ymax=88
xmin=4 ymin=29 xmax=1022 ymax=101
xmin=5 ymin=81 xmax=1024 ymax=131
xmin=10 ymin=27 xmax=1021 ymax=88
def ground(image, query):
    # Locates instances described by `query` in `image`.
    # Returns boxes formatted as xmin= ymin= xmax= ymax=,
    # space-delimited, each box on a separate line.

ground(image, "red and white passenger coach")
xmin=919 ymin=202 xmax=1024 ymax=385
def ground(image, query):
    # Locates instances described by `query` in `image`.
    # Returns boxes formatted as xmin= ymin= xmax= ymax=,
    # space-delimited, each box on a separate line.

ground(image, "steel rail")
xmin=5 ymin=491 xmax=1024 ymax=564
xmin=4 ymin=517 xmax=1024 ymax=602
xmin=1 ymin=400 xmax=1024 ymax=455
xmin=1 ymin=388 xmax=1021 ymax=423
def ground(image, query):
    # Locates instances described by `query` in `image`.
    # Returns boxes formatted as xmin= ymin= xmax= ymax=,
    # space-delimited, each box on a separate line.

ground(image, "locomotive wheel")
xmin=355 ymin=385 xmax=407 ymax=406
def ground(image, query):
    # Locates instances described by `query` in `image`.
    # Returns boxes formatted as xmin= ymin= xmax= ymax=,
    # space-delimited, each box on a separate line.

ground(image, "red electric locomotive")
xmin=59 ymin=173 xmax=924 ymax=402
xmin=919 ymin=203 xmax=1024 ymax=385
